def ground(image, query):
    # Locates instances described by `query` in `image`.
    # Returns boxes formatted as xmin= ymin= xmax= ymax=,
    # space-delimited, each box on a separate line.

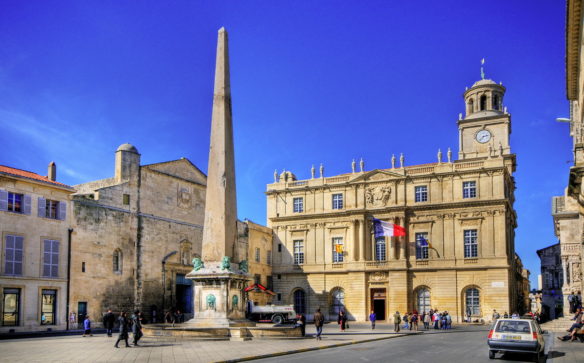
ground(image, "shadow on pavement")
xmin=547 ymin=350 xmax=566 ymax=359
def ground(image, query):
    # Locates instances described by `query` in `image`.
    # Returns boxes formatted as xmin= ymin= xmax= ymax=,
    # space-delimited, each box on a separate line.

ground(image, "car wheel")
xmin=488 ymin=350 xmax=495 ymax=359
xmin=272 ymin=315 xmax=283 ymax=324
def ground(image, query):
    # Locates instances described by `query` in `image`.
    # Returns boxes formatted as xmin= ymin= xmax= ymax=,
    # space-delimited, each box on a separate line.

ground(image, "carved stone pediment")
xmin=370 ymin=272 xmax=387 ymax=282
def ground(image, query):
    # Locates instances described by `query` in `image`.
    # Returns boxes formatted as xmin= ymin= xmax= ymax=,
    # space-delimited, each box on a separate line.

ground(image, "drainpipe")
xmin=162 ymin=251 xmax=178 ymax=315
xmin=66 ymin=228 xmax=73 ymax=330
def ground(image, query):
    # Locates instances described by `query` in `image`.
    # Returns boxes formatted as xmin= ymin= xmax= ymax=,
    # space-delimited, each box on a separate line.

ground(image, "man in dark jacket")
xmin=314 ymin=308 xmax=324 ymax=340
xmin=131 ymin=310 xmax=143 ymax=346
xmin=114 ymin=312 xmax=131 ymax=348
xmin=103 ymin=309 xmax=116 ymax=337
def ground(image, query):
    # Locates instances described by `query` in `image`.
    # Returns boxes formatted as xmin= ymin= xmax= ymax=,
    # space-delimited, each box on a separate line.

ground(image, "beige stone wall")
xmin=246 ymin=221 xmax=274 ymax=306
xmin=0 ymin=176 xmax=73 ymax=332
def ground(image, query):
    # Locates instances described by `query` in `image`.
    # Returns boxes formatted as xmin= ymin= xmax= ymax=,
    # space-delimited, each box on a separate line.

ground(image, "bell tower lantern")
xmin=458 ymin=63 xmax=511 ymax=160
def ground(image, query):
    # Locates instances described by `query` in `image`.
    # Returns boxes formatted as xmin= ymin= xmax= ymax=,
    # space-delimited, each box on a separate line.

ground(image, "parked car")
xmin=487 ymin=318 xmax=546 ymax=362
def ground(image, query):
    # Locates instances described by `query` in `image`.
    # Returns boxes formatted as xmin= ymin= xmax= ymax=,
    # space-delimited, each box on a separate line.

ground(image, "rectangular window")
xmin=41 ymin=290 xmax=57 ymax=325
xmin=293 ymin=240 xmax=304 ymax=265
xmin=254 ymin=274 xmax=261 ymax=285
xmin=267 ymin=276 xmax=273 ymax=290
xmin=464 ymin=229 xmax=478 ymax=258
xmin=7 ymin=192 xmax=23 ymax=213
xmin=277 ymin=293 xmax=281 ymax=301
xmin=332 ymin=237 xmax=344 ymax=263
xmin=267 ymin=250 xmax=272 ymax=265
xmin=375 ymin=237 xmax=386 ymax=261
xmin=123 ymin=194 xmax=130 ymax=205
xmin=463 ymin=181 xmax=477 ymax=199
xmin=332 ymin=193 xmax=343 ymax=210
xmin=415 ymin=233 xmax=429 ymax=260
xmin=43 ymin=239 xmax=59 ymax=278
xmin=415 ymin=186 xmax=428 ymax=202
xmin=278 ymin=244 xmax=282 ymax=252
xmin=82 ymin=262 xmax=86 ymax=273
xmin=255 ymin=247 xmax=260 ymax=263
xmin=46 ymin=200 xmax=59 ymax=219
xmin=293 ymin=197 xmax=304 ymax=213
xmin=2 ymin=288 xmax=20 ymax=326
xmin=4 ymin=235 xmax=23 ymax=276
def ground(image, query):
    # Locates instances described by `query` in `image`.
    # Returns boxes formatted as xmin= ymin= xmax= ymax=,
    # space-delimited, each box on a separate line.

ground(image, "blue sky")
xmin=0 ymin=1 xmax=570 ymax=288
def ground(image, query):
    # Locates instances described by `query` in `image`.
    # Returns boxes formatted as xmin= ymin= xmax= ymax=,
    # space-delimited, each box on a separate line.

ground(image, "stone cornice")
xmin=269 ymin=199 xmax=511 ymax=223
xmin=566 ymin=0 xmax=582 ymax=100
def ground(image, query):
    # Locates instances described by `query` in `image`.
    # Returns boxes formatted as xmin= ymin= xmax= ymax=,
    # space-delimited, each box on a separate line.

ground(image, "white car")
xmin=487 ymin=318 xmax=546 ymax=362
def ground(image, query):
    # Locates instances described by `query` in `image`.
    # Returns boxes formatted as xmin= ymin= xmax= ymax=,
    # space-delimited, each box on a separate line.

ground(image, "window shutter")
xmin=23 ymin=195 xmax=31 ymax=215
xmin=58 ymin=201 xmax=67 ymax=220
xmin=5 ymin=235 xmax=14 ymax=274
xmin=14 ymin=236 xmax=23 ymax=275
xmin=0 ymin=189 xmax=7 ymax=211
xmin=38 ymin=197 xmax=46 ymax=218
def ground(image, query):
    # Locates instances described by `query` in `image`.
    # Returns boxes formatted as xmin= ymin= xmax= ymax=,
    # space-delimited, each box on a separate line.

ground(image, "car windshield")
xmin=495 ymin=320 xmax=531 ymax=334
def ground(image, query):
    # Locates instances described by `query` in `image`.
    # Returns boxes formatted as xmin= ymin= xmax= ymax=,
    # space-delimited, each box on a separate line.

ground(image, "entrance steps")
xmin=539 ymin=317 xmax=575 ymax=332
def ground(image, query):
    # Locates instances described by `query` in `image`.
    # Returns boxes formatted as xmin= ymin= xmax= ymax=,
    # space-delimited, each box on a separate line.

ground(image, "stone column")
xmin=399 ymin=217 xmax=407 ymax=260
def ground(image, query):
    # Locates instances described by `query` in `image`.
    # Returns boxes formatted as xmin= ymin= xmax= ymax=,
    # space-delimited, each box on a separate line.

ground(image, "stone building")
xmin=69 ymin=144 xmax=206 ymax=323
xmin=551 ymin=0 xmax=584 ymax=317
xmin=536 ymin=243 xmax=564 ymax=319
xmin=246 ymin=220 xmax=275 ymax=306
xmin=0 ymin=163 xmax=74 ymax=332
xmin=266 ymin=74 xmax=526 ymax=322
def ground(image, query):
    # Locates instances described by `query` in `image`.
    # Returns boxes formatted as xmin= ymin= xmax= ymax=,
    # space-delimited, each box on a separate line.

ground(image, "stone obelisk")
xmin=186 ymin=27 xmax=251 ymax=328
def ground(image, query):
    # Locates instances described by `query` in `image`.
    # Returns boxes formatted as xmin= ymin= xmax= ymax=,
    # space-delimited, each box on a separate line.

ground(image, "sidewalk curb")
xmin=214 ymin=332 xmax=422 ymax=363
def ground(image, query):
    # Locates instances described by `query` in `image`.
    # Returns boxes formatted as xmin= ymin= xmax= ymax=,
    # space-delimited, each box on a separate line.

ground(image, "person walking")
xmin=446 ymin=312 xmax=452 ymax=329
xmin=492 ymin=309 xmax=500 ymax=322
xmin=338 ymin=310 xmax=347 ymax=332
xmin=82 ymin=315 xmax=93 ymax=337
xmin=393 ymin=311 xmax=401 ymax=332
xmin=369 ymin=310 xmax=377 ymax=330
xmin=314 ymin=308 xmax=325 ymax=340
xmin=103 ymin=309 xmax=116 ymax=337
xmin=433 ymin=311 xmax=440 ymax=329
xmin=131 ymin=310 xmax=143 ymax=346
xmin=402 ymin=313 xmax=409 ymax=330
xmin=114 ymin=312 xmax=131 ymax=348
xmin=411 ymin=312 xmax=418 ymax=331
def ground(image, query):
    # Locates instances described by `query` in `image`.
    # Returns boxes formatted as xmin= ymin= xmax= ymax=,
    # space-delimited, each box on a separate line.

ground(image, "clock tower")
xmin=458 ymin=76 xmax=511 ymax=160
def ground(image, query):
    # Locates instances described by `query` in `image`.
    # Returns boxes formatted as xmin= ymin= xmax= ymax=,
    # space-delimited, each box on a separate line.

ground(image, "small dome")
xmin=471 ymin=79 xmax=498 ymax=88
xmin=116 ymin=143 xmax=139 ymax=153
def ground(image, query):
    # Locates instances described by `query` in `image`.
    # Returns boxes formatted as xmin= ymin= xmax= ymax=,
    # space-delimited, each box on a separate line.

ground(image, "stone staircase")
xmin=539 ymin=317 xmax=574 ymax=332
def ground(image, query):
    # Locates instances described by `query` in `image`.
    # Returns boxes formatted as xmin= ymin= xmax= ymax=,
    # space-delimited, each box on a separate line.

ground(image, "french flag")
xmin=372 ymin=218 xmax=406 ymax=237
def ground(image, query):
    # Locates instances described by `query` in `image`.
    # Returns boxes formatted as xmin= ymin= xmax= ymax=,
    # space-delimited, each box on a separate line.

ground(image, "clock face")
xmin=476 ymin=129 xmax=491 ymax=143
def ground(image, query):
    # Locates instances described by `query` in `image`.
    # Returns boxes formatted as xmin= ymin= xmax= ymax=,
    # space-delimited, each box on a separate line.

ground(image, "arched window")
xmin=492 ymin=94 xmax=500 ymax=110
xmin=330 ymin=288 xmax=345 ymax=316
xmin=113 ymin=249 xmax=122 ymax=274
xmin=479 ymin=95 xmax=487 ymax=111
xmin=416 ymin=287 xmax=431 ymax=313
xmin=465 ymin=288 xmax=480 ymax=315
xmin=468 ymin=98 xmax=474 ymax=114
xmin=293 ymin=289 xmax=306 ymax=314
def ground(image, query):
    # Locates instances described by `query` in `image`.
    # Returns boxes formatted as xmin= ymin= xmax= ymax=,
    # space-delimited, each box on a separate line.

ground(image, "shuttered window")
xmin=43 ymin=240 xmax=59 ymax=278
xmin=38 ymin=198 xmax=66 ymax=220
xmin=0 ymin=190 xmax=30 ymax=214
xmin=4 ymin=235 xmax=23 ymax=276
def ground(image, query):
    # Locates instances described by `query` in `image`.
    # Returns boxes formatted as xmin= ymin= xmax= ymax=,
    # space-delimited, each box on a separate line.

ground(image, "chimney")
xmin=48 ymin=161 xmax=56 ymax=181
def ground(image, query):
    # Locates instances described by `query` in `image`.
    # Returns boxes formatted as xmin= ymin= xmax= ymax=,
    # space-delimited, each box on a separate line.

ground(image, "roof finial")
xmin=480 ymin=58 xmax=485 ymax=80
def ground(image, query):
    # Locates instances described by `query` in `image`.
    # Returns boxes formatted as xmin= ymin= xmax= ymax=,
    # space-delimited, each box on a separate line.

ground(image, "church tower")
xmin=458 ymin=65 xmax=511 ymax=160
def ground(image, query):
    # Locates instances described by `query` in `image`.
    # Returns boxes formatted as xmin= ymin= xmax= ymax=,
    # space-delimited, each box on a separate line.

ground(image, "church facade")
xmin=267 ymin=76 xmax=528 ymax=322
xmin=70 ymin=144 xmax=207 ymax=323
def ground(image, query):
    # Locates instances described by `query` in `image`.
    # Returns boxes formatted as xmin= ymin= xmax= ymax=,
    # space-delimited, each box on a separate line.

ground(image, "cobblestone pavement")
xmin=0 ymin=323 xmax=483 ymax=363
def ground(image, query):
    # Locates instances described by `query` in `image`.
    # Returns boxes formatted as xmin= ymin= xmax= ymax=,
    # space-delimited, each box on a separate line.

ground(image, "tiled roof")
xmin=0 ymin=165 xmax=73 ymax=189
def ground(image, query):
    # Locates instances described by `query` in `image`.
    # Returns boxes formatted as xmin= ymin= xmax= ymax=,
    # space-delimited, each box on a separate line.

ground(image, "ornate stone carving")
xmin=370 ymin=271 xmax=387 ymax=281
xmin=238 ymin=260 xmax=248 ymax=273
xmin=206 ymin=294 xmax=216 ymax=309
xmin=365 ymin=186 xmax=392 ymax=207
xmin=177 ymin=185 xmax=192 ymax=209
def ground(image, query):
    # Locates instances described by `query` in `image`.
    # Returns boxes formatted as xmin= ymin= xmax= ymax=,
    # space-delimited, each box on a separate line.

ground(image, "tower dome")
xmin=463 ymin=78 xmax=506 ymax=120
xmin=116 ymin=143 xmax=139 ymax=153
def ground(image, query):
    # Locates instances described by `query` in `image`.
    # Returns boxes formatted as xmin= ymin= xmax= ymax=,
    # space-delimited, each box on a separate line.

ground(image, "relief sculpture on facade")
xmin=365 ymin=186 xmax=392 ymax=207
